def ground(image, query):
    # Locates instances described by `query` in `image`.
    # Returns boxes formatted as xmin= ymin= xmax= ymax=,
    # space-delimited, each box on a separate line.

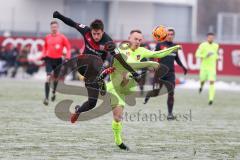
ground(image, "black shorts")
xmin=154 ymin=69 xmax=175 ymax=84
xmin=45 ymin=57 xmax=62 ymax=77
xmin=161 ymin=72 xmax=175 ymax=85
xmin=76 ymin=54 xmax=103 ymax=81
xmin=156 ymin=72 xmax=175 ymax=93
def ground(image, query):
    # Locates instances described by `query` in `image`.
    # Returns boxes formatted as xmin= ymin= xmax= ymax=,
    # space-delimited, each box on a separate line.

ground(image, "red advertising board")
xmin=0 ymin=36 xmax=240 ymax=76
xmin=175 ymin=42 xmax=240 ymax=76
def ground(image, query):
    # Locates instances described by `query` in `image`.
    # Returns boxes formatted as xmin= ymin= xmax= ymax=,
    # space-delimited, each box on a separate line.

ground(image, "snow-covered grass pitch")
xmin=0 ymin=78 xmax=239 ymax=160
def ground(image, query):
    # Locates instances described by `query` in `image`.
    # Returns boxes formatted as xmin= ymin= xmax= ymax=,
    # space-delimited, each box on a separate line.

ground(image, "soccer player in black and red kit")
xmin=144 ymin=28 xmax=187 ymax=120
xmin=53 ymin=11 xmax=140 ymax=124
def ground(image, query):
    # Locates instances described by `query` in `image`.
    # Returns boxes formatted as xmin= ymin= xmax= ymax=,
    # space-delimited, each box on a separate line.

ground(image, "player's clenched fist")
xmin=53 ymin=11 xmax=61 ymax=18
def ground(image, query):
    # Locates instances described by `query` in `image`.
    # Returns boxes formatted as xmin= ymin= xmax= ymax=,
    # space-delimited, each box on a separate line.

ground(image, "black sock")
xmin=53 ymin=81 xmax=58 ymax=94
xmin=77 ymin=98 xmax=97 ymax=113
xmin=45 ymin=82 xmax=50 ymax=99
xmin=76 ymin=83 xmax=99 ymax=113
xmin=167 ymin=92 xmax=174 ymax=114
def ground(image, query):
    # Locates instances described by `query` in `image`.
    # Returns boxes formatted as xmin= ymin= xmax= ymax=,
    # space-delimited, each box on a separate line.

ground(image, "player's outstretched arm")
xmin=104 ymin=41 xmax=141 ymax=82
xmin=53 ymin=11 xmax=78 ymax=29
xmin=114 ymin=54 xmax=139 ymax=75
xmin=142 ymin=45 xmax=181 ymax=59
xmin=175 ymin=53 xmax=187 ymax=75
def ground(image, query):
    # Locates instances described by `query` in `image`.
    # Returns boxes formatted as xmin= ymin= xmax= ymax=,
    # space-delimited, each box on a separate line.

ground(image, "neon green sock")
xmin=112 ymin=120 xmax=122 ymax=145
xmin=209 ymin=84 xmax=215 ymax=101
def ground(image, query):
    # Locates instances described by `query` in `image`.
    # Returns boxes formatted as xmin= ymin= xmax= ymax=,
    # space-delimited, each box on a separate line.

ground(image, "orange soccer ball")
xmin=152 ymin=25 xmax=168 ymax=42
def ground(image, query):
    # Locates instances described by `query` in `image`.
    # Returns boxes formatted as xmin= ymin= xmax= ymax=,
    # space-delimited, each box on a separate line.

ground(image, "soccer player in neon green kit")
xmin=195 ymin=32 xmax=219 ymax=105
xmin=105 ymin=29 xmax=181 ymax=150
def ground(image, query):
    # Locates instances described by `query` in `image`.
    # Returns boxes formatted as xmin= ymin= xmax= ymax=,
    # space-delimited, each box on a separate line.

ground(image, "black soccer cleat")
xmin=43 ymin=98 xmax=49 ymax=106
xmin=74 ymin=105 xmax=81 ymax=113
xmin=118 ymin=143 xmax=130 ymax=151
xmin=167 ymin=113 xmax=176 ymax=120
xmin=71 ymin=113 xmax=80 ymax=123
xmin=143 ymin=96 xmax=150 ymax=104
xmin=208 ymin=101 xmax=213 ymax=106
xmin=51 ymin=93 xmax=56 ymax=102
xmin=199 ymin=87 xmax=202 ymax=94
xmin=70 ymin=105 xmax=81 ymax=123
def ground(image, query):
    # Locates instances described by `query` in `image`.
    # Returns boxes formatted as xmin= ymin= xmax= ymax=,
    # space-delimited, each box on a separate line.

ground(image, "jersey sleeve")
xmin=56 ymin=13 xmax=90 ymax=35
xmin=104 ymin=34 xmax=116 ymax=56
xmin=140 ymin=45 xmax=180 ymax=59
xmin=175 ymin=52 xmax=185 ymax=68
xmin=195 ymin=43 xmax=206 ymax=58
xmin=104 ymin=33 xmax=113 ymax=42
xmin=75 ymin=23 xmax=90 ymax=35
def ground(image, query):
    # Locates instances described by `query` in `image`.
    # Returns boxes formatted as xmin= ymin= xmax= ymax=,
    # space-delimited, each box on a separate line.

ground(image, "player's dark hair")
xmin=90 ymin=19 xmax=104 ymax=31
xmin=50 ymin=20 xmax=58 ymax=25
xmin=207 ymin=32 xmax=215 ymax=36
xmin=168 ymin=28 xmax=175 ymax=35
xmin=130 ymin=29 xmax=142 ymax=34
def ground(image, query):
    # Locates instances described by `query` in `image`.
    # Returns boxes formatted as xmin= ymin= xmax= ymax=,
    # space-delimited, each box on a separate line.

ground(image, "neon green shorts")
xmin=106 ymin=79 xmax=136 ymax=108
xmin=200 ymin=69 xmax=216 ymax=81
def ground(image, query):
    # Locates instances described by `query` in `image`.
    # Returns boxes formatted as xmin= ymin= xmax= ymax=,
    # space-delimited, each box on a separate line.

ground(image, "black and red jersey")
xmin=155 ymin=41 xmax=180 ymax=73
xmin=73 ymin=23 xmax=114 ymax=61
xmin=54 ymin=12 xmax=138 ymax=77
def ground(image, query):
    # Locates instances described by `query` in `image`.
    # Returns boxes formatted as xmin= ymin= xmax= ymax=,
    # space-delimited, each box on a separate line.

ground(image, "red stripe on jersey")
xmin=85 ymin=32 xmax=100 ymax=50
xmin=160 ymin=45 xmax=168 ymax=50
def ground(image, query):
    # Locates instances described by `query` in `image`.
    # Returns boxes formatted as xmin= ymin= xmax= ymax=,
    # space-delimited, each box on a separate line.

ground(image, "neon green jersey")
xmin=111 ymin=45 xmax=180 ymax=74
xmin=106 ymin=45 xmax=180 ymax=106
xmin=118 ymin=45 xmax=180 ymax=62
xmin=195 ymin=41 xmax=219 ymax=70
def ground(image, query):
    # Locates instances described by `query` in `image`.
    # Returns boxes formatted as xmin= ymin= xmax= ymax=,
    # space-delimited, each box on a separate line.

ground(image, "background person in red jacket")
xmin=42 ymin=20 xmax=71 ymax=105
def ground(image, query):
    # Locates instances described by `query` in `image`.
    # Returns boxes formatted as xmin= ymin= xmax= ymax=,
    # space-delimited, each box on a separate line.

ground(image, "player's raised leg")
xmin=71 ymin=81 xmax=99 ymax=123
